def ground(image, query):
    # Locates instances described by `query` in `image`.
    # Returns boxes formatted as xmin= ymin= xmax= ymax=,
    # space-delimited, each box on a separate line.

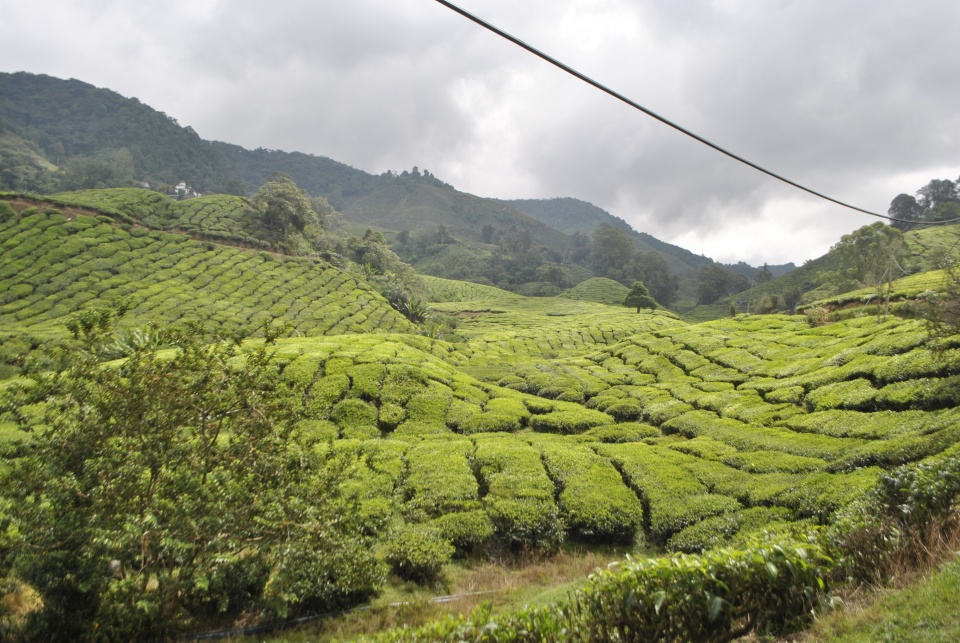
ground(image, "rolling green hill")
xmin=0 ymin=196 xmax=412 ymax=369
xmin=2 ymin=188 xmax=959 ymax=637
xmin=2 ymin=76 xmax=960 ymax=640
xmin=1 ymin=71 xmax=793 ymax=305
xmin=559 ymin=276 xmax=631 ymax=306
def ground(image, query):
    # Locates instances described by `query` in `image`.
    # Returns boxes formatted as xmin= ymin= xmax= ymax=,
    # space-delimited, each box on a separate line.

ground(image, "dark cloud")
xmin=1 ymin=0 xmax=957 ymax=264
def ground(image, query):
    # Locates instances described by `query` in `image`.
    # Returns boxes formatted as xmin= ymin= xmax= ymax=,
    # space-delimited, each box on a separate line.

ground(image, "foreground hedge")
xmin=359 ymin=534 xmax=831 ymax=642
xmin=357 ymin=446 xmax=960 ymax=643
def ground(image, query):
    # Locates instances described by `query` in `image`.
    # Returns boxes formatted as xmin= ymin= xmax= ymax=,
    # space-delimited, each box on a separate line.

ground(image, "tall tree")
xmin=917 ymin=179 xmax=958 ymax=211
xmin=831 ymin=222 xmax=905 ymax=320
xmin=696 ymin=264 xmax=732 ymax=305
xmin=591 ymin=224 xmax=636 ymax=284
xmin=636 ymin=252 xmax=678 ymax=306
xmin=754 ymin=263 xmax=774 ymax=284
xmin=888 ymin=193 xmax=924 ymax=231
xmin=252 ymin=173 xmax=317 ymax=236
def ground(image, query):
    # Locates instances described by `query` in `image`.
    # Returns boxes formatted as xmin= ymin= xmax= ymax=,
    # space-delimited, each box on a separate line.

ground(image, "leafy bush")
xmin=598 ymin=442 xmax=741 ymax=542
xmin=472 ymin=434 xmax=564 ymax=550
xmin=666 ymin=506 xmax=797 ymax=552
xmin=331 ymin=398 xmax=380 ymax=439
xmin=362 ymin=534 xmax=832 ymax=643
xmin=384 ymin=524 xmax=454 ymax=583
xmin=429 ymin=510 xmax=496 ymax=553
xmin=586 ymin=422 xmax=661 ymax=443
xmin=529 ymin=408 xmax=611 ymax=434
xmin=722 ymin=451 xmax=827 ymax=474
xmin=401 ymin=438 xmax=481 ymax=522
xmin=530 ymin=435 xmax=642 ymax=544
xmin=0 ymin=318 xmax=384 ymax=639
xmin=805 ymin=378 xmax=878 ymax=411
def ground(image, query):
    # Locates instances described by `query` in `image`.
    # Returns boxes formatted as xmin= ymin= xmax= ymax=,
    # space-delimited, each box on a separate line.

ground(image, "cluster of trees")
xmin=390 ymin=222 xmax=682 ymax=303
xmin=828 ymin=222 xmax=906 ymax=320
xmin=888 ymin=176 xmax=960 ymax=231
xmin=250 ymin=174 xmax=426 ymax=323
xmin=695 ymin=263 xmax=774 ymax=305
xmin=587 ymin=225 xmax=679 ymax=305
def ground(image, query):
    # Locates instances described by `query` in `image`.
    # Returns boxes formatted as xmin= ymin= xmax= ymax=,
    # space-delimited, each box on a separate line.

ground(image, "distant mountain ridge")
xmin=0 ymin=70 xmax=794 ymax=305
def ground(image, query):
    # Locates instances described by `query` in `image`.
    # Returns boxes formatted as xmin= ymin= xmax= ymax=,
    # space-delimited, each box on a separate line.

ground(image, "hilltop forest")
xmin=0 ymin=72 xmax=960 ymax=641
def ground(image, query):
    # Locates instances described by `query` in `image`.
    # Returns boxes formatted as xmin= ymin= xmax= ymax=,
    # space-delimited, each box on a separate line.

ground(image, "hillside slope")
xmin=0 ymin=198 xmax=411 ymax=346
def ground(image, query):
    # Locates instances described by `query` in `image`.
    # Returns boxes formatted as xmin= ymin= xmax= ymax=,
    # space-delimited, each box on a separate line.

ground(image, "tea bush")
xmin=472 ymin=433 xmax=564 ymax=550
xmin=528 ymin=434 xmax=642 ymax=543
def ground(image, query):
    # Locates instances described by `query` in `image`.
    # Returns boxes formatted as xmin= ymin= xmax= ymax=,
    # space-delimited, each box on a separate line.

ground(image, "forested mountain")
xmin=0 ymin=71 xmax=793 ymax=307
xmin=0 ymin=72 xmax=230 ymax=193
xmin=506 ymin=196 xmax=796 ymax=280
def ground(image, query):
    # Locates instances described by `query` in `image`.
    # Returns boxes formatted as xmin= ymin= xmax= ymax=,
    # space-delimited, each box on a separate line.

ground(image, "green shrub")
xmin=531 ymin=435 xmax=642 ymax=544
xmin=722 ymin=451 xmax=827 ymax=474
xmin=529 ymin=408 xmax=611 ymax=434
xmin=472 ymin=434 xmax=563 ymax=550
xmin=296 ymin=418 xmax=340 ymax=443
xmin=429 ymin=510 xmax=496 ymax=552
xmin=597 ymin=442 xmax=741 ymax=542
xmin=586 ymin=422 xmax=661 ymax=443
xmin=331 ymin=398 xmax=379 ymax=438
xmin=666 ymin=506 xmax=797 ymax=553
xmin=363 ymin=534 xmax=832 ymax=643
xmin=401 ymin=438 xmax=481 ymax=522
xmin=384 ymin=524 xmax=454 ymax=583
xmin=805 ymin=378 xmax=878 ymax=411
xmin=348 ymin=363 xmax=386 ymax=399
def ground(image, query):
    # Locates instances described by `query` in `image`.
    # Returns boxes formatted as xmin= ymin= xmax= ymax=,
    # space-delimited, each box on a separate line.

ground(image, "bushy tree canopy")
xmin=888 ymin=176 xmax=960 ymax=231
xmin=624 ymin=281 xmax=658 ymax=312
xmin=253 ymin=173 xmax=317 ymax=235
xmin=0 ymin=310 xmax=383 ymax=639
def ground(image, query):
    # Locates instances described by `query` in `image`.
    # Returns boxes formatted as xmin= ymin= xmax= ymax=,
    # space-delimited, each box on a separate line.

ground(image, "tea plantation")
xmin=1 ymin=193 xmax=959 ymax=641
xmin=0 ymin=198 xmax=411 ymax=351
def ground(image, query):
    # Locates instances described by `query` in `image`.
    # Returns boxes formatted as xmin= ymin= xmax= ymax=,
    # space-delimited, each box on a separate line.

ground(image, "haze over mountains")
xmin=0 ymin=71 xmax=795 ymax=306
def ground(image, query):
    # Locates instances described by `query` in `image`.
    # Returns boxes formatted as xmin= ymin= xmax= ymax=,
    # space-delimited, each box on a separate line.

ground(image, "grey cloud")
xmin=1 ymin=0 xmax=958 ymax=264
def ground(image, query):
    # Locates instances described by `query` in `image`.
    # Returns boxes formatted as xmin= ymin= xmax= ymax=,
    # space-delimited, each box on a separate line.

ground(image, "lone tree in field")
xmin=624 ymin=281 xmax=658 ymax=312
xmin=253 ymin=173 xmax=317 ymax=236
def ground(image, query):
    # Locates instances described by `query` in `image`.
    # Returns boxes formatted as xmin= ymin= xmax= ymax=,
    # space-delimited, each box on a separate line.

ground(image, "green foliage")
xmin=528 ymin=407 xmax=612 ymax=434
xmin=598 ymin=442 xmax=742 ymax=542
xmin=0 ymin=316 xmax=383 ymax=639
xmin=586 ymin=422 xmax=661 ymax=443
xmin=363 ymin=533 xmax=832 ymax=643
xmin=253 ymin=173 xmax=318 ymax=236
xmin=401 ymin=438 xmax=481 ymax=522
xmin=666 ymin=506 xmax=797 ymax=552
xmin=472 ymin=433 xmax=564 ymax=550
xmin=384 ymin=524 xmax=454 ymax=583
xmin=529 ymin=434 xmax=642 ymax=543
xmin=624 ymin=280 xmax=658 ymax=312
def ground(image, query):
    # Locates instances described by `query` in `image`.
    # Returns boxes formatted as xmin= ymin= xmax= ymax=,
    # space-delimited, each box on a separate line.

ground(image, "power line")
xmin=434 ymin=0 xmax=960 ymax=227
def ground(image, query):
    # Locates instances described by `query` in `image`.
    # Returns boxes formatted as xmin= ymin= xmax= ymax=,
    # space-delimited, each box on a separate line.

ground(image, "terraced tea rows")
xmin=234 ymin=305 xmax=960 ymax=566
xmin=0 ymin=205 xmax=411 ymax=339
xmin=559 ymin=276 xmax=631 ymax=306
xmin=3 ymin=188 xmax=960 ymax=639
xmin=43 ymin=188 xmax=278 ymax=247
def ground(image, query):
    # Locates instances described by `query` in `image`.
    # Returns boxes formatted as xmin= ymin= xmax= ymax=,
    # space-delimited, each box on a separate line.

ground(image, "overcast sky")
xmin=2 ymin=0 xmax=958 ymax=265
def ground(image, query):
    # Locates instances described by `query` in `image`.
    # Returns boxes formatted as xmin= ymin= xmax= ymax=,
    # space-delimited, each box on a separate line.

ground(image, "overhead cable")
xmin=435 ymin=0 xmax=960 ymax=227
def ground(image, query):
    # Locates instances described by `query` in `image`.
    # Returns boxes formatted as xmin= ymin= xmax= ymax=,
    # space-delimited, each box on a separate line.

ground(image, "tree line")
xmin=888 ymin=176 xmax=960 ymax=231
